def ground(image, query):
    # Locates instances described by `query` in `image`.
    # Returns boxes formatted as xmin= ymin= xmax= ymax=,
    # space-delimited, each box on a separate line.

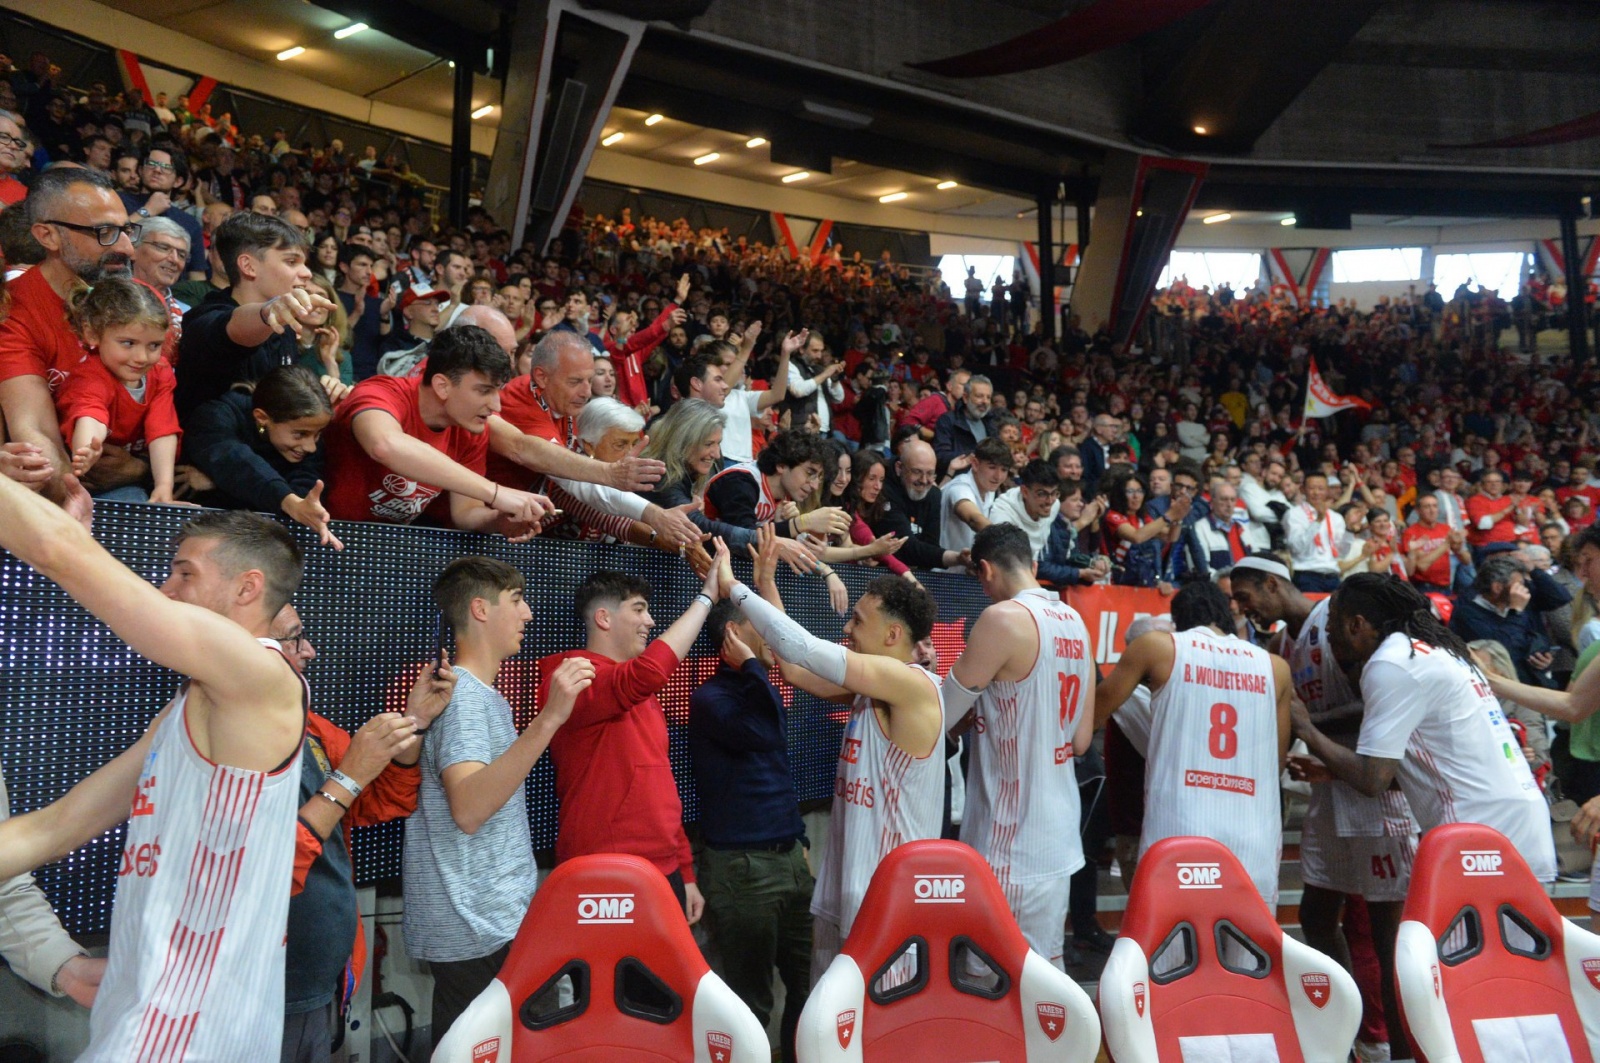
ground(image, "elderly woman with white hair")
xmin=536 ymin=397 xmax=648 ymax=543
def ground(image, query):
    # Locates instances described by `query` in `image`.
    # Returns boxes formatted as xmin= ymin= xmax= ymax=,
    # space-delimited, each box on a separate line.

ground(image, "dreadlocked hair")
xmin=1334 ymin=572 xmax=1476 ymax=670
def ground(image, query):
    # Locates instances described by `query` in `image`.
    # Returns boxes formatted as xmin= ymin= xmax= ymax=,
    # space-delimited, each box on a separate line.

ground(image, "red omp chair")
xmin=796 ymin=839 xmax=1100 ymax=1062
xmin=431 ymin=854 xmax=767 ymax=1063
xmin=1394 ymin=822 xmax=1600 ymax=1063
xmin=1098 ymin=837 xmax=1359 ymax=1062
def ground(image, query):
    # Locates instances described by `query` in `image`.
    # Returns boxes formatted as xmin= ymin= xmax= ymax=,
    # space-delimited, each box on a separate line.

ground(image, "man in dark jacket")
xmin=1450 ymin=551 xmax=1572 ymax=687
xmin=932 ymin=373 xmax=997 ymax=474
xmin=1038 ymin=479 xmax=1110 ymax=586
xmin=873 ymin=438 xmax=965 ymax=570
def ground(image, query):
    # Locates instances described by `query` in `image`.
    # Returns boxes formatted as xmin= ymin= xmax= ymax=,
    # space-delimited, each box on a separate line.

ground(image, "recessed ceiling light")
xmin=1136 ymin=209 xmax=1144 ymax=217
xmin=447 ymin=60 xmax=455 ymax=69
xmin=1192 ymin=124 xmax=1208 ymax=135
xmin=1281 ymin=216 xmax=1297 ymax=226
xmin=601 ymin=131 xmax=624 ymax=146
xmin=645 ymin=114 xmax=664 ymax=126
xmin=333 ymin=22 xmax=368 ymax=39
xmin=1202 ymin=212 xmax=1231 ymax=224
xmin=879 ymin=192 xmax=908 ymax=203
xmin=936 ymin=180 xmax=958 ymax=190
xmin=694 ymin=152 xmax=720 ymax=165
xmin=745 ymin=137 xmax=767 ymax=148
xmin=471 ymin=104 xmax=494 ymax=120
xmin=276 ymin=46 xmax=305 ymax=61
xmin=781 ymin=171 xmax=809 ymax=183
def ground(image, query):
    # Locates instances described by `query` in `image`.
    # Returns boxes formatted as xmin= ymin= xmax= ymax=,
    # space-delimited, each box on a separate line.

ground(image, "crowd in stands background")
xmin=7 ymin=42 xmax=1600 ymax=1062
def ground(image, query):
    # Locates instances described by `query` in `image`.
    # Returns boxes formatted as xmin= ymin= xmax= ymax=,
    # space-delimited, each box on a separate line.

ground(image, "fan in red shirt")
xmin=602 ymin=273 xmax=689 ymax=410
xmin=1464 ymin=469 xmax=1519 ymax=553
xmin=0 ymin=168 xmax=141 ymax=499
xmin=321 ymin=326 xmax=551 ymax=534
xmin=539 ymin=541 xmax=731 ymax=924
xmin=1400 ymin=494 xmax=1464 ymax=592
xmin=55 ymin=278 xmax=181 ymax=502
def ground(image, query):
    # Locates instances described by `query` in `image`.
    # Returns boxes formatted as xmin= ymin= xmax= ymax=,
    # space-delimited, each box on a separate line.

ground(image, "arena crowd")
xmin=1 ymin=50 xmax=1599 ymax=1063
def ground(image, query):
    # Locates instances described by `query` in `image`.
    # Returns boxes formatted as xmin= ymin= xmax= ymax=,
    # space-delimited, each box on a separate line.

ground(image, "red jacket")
xmin=291 ymin=712 xmax=421 ymax=999
xmin=540 ymin=640 xmax=694 ymax=882
xmin=604 ymin=302 xmax=679 ymax=409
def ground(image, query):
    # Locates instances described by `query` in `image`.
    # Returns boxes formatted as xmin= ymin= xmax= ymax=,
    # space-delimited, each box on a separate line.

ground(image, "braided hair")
xmin=1333 ymin=572 xmax=1476 ymax=670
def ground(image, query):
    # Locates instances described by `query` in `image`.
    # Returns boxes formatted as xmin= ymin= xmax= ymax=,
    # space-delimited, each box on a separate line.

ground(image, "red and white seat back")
xmin=796 ymin=839 xmax=1099 ymax=1062
xmin=1098 ymin=837 xmax=1358 ymax=1062
xmin=1394 ymin=822 xmax=1600 ymax=1063
xmin=431 ymin=854 xmax=767 ymax=1062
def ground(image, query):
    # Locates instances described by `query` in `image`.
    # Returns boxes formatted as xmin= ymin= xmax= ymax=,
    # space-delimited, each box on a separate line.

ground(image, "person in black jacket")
xmin=184 ymin=365 xmax=342 ymax=549
xmin=874 ymin=438 xmax=965 ymax=570
xmin=1449 ymin=551 xmax=1571 ymax=687
xmin=932 ymin=373 xmax=997 ymax=474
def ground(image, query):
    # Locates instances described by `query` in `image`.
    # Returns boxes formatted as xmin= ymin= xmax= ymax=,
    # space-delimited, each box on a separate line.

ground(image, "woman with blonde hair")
xmin=297 ymin=274 xmax=352 ymax=385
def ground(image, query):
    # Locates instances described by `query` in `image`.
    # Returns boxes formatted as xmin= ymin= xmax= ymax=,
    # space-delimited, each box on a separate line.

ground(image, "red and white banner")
xmin=1303 ymin=357 xmax=1370 ymax=420
xmin=1059 ymin=586 xmax=1172 ymax=673
xmin=1267 ymin=248 xmax=1331 ymax=308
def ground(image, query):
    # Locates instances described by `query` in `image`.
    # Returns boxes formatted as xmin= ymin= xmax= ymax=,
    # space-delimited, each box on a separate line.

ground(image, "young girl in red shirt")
xmin=57 ymin=278 xmax=181 ymax=502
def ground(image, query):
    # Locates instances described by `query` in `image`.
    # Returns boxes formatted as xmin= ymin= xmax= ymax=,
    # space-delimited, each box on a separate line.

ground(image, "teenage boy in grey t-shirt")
xmin=402 ymin=556 xmax=595 ymax=1045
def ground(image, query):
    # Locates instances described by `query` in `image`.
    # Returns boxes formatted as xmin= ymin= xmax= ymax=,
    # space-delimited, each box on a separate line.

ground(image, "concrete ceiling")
xmin=598 ymin=106 xmax=1040 ymax=220
xmin=78 ymin=0 xmax=1600 ymax=226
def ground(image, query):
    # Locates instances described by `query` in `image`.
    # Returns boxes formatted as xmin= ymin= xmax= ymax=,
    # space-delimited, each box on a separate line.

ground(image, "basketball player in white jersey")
xmin=722 ymin=527 xmax=945 ymax=981
xmin=941 ymin=523 xmax=1094 ymax=968
xmin=0 ymin=473 xmax=320 ymax=1062
xmin=1096 ymin=580 xmax=1292 ymax=906
xmin=1227 ymin=556 xmax=1415 ymax=1060
xmin=1294 ymin=572 xmax=1557 ymax=883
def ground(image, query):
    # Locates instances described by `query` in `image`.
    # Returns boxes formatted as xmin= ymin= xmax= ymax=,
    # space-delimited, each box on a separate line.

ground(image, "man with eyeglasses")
xmin=118 ymin=146 xmax=206 ymax=280
xmin=0 ymin=109 xmax=28 ymax=209
xmin=0 ymin=167 xmax=145 ymax=500
xmin=266 ymin=603 xmax=454 ymax=1063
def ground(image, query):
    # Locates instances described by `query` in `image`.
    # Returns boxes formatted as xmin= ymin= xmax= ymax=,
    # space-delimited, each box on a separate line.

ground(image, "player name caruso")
xmin=1181 ymin=662 xmax=1269 ymax=693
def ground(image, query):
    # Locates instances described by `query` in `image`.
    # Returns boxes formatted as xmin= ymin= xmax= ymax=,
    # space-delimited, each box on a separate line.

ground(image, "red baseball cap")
xmin=399 ymin=287 xmax=450 ymax=311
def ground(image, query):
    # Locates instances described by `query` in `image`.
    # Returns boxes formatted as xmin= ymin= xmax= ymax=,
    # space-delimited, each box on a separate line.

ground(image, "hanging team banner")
xmin=1060 ymin=585 xmax=1172 ymax=675
xmin=1303 ymin=356 xmax=1371 ymax=420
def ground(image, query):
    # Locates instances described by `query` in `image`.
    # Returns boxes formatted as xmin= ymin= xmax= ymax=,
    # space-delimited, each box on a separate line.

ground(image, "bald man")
xmin=876 ymin=438 xmax=967 ymax=570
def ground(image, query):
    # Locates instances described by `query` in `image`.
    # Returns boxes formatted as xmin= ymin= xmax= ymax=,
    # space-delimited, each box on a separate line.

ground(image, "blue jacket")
xmin=1449 ymin=566 xmax=1572 ymax=686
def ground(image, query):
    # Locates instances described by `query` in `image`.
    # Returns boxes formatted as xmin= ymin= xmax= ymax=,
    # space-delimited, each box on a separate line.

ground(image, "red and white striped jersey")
xmin=960 ymin=588 xmax=1092 ymax=894
xmin=82 ymin=642 xmax=306 ymax=1063
xmin=811 ymin=664 xmax=943 ymax=936
xmin=701 ymin=461 xmax=778 ymax=525
xmin=1142 ymin=627 xmax=1282 ymax=906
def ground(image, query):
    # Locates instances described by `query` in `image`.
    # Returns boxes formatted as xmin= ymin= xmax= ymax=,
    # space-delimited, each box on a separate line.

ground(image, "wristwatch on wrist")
xmin=137 ymin=207 xmax=150 ymax=218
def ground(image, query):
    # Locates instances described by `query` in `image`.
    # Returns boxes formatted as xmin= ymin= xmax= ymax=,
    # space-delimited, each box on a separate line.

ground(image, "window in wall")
xmin=1433 ymin=252 xmax=1530 ymax=297
xmin=938 ymin=254 xmax=1017 ymax=298
xmin=1330 ymin=247 xmax=1424 ymax=283
xmin=1157 ymin=251 xmax=1263 ymax=293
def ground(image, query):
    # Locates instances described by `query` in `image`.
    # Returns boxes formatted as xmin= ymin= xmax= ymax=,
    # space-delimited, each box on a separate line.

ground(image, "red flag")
xmin=1303 ymin=357 xmax=1370 ymax=420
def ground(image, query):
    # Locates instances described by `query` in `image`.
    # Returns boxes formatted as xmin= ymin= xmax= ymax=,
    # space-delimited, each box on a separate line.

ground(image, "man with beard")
xmin=874 ymin=437 xmax=967 ymax=570
xmin=0 ymin=167 xmax=143 ymax=498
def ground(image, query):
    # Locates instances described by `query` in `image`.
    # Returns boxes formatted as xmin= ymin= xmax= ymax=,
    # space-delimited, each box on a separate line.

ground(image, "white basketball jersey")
xmin=812 ymin=664 xmax=944 ymax=936
xmin=961 ymin=588 xmax=1092 ymax=893
xmin=82 ymin=644 xmax=305 ymax=1063
xmin=1143 ymin=627 xmax=1283 ymax=906
xmin=1285 ymin=600 xmax=1415 ymax=839
xmin=1357 ymin=633 xmax=1557 ymax=882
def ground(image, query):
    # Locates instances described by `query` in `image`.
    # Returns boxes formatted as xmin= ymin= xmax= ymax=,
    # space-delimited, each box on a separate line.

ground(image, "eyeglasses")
xmin=43 ymin=219 xmax=142 ymax=246
xmin=142 ymin=158 xmax=175 ymax=172
xmin=140 ymin=240 xmax=188 ymax=259
xmin=0 ymin=131 xmax=26 ymax=150
xmin=1172 ymin=482 xmax=1197 ymax=493
xmin=279 ymin=629 xmax=308 ymax=655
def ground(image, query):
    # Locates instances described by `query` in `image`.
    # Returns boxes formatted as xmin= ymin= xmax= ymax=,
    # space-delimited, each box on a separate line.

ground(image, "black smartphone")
xmin=433 ymin=612 xmax=448 ymax=677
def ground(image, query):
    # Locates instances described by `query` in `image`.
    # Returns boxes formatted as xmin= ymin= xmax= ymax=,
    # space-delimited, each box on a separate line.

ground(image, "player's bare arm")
xmin=1289 ymin=697 xmax=1400 ymax=797
xmin=1094 ymin=631 xmax=1174 ymax=728
xmin=0 ymin=473 xmax=301 ymax=771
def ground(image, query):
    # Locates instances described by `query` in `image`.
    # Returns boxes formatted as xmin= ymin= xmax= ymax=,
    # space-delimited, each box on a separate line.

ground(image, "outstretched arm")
xmin=1094 ymin=632 xmax=1169 ymax=728
xmin=0 ymin=472 xmax=294 ymax=709
xmin=0 ymin=716 xmax=158 ymax=881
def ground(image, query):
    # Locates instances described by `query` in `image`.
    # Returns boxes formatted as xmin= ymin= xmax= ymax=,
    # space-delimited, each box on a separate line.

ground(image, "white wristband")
xmin=327 ymin=769 xmax=363 ymax=799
